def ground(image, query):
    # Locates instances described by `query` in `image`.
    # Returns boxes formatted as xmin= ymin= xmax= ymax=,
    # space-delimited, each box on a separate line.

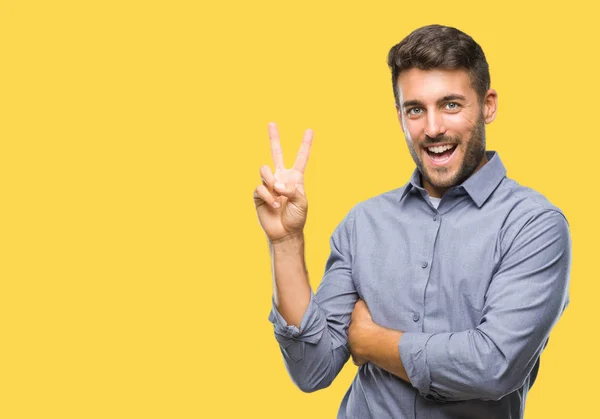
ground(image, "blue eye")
xmin=446 ymin=102 xmax=459 ymax=110
xmin=407 ymin=107 xmax=422 ymax=115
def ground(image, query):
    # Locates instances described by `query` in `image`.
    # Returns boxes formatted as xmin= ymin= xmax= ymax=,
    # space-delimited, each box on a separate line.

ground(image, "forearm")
xmin=270 ymin=233 xmax=312 ymax=328
xmin=349 ymin=312 xmax=513 ymax=400
xmin=354 ymin=322 xmax=410 ymax=382
xmin=353 ymin=314 xmax=557 ymax=402
xmin=353 ymin=321 xmax=507 ymax=400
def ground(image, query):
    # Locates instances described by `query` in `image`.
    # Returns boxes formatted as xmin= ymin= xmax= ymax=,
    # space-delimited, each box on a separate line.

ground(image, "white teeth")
xmin=427 ymin=144 xmax=455 ymax=154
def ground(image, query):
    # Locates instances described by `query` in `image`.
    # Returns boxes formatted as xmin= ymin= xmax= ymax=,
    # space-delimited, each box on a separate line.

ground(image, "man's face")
xmin=396 ymin=68 xmax=497 ymax=197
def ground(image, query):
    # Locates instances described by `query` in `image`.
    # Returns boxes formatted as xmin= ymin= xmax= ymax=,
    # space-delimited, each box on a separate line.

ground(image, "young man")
xmin=253 ymin=24 xmax=571 ymax=418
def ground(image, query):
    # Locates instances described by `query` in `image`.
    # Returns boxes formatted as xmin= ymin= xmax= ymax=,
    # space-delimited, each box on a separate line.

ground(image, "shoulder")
xmin=495 ymin=177 xmax=566 ymax=219
xmin=492 ymin=177 xmax=569 ymax=252
xmin=331 ymin=186 xmax=407 ymax=239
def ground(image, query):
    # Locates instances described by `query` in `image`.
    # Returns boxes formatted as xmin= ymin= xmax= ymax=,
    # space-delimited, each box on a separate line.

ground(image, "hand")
xmin=348 ymin=299 xmax=374 ymax=367
xmin=254 ymin=122 xmax=313 ymax=244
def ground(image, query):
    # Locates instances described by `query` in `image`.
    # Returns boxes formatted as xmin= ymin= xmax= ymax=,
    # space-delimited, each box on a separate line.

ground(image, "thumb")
xmin=274 ymin=181 xmax=306 ymax=203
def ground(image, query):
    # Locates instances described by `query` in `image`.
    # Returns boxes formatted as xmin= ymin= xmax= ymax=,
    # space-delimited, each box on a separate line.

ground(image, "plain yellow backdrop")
xmin=0 ymin=0 xmax=596 ymax=417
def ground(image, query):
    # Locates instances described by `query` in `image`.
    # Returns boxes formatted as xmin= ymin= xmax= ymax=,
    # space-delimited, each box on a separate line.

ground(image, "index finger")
xmin=268 ymin=122 xmax=285 ymax=171
xmin=292 ymin=128 xmax=313 ymax=174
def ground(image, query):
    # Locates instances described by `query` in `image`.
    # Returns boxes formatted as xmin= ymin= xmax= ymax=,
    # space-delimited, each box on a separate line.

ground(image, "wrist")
xmin=269 ymin=232 xmax=305 ymax=253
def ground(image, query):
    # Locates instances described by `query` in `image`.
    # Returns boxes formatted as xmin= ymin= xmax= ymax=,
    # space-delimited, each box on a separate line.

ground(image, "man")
xmin=253 ymin=24 xmax=571 ymax=418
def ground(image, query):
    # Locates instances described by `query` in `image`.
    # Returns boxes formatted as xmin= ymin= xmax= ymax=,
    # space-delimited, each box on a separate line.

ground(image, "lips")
xmin=425 ymin=144 xmax=458 ymax=166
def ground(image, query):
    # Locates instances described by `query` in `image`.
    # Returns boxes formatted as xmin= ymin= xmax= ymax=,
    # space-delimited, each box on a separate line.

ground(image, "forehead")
xmin=397 ymin=68 xmax=475 ymax=103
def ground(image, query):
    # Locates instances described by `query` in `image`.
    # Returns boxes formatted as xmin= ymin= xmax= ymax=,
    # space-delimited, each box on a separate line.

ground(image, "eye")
xmin=445 ymin=102 xmax=460 ymax=110
xmin=406 ymin=107 xmax=423 ymax=116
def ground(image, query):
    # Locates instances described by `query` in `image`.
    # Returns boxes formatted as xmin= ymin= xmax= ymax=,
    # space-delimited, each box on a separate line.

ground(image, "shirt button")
xmin=421 ymin=262 xmax=428 ymax=268
xmin=413 ymin=313 xmax=420 ymax=322
xmin=433 ymin=216 xmax=437 ymax=221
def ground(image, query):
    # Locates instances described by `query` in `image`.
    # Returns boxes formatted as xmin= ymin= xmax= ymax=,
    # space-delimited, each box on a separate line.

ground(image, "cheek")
xmin=403 ymin=121 xmax=422 ymax=144
xmin=445 ymin=113 xmax=477 ymax=134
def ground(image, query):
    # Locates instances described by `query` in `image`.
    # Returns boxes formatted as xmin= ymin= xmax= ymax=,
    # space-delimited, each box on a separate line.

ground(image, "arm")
xmin=268 ymin=209 xmax=359 ymax=392
xmin=255 ymin=122 xmax=314 ymax=329
xmin=270 ymin=232 xmax=311 ymax=329
xmin=349 ymin=210 xmax=571 ymax=402
xmin=348 ymin=304 xmax=409 ymax=381
xmin=254 ymin=123 xmax=358 ymax=392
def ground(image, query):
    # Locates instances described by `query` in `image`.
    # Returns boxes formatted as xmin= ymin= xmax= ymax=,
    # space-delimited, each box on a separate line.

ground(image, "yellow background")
xmin=0 ymin=1 xmax=596 ymax=417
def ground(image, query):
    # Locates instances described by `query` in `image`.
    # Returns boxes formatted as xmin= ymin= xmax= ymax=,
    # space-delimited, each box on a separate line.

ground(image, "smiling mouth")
xmin=425 ymin=144 xmax=457 ymax=165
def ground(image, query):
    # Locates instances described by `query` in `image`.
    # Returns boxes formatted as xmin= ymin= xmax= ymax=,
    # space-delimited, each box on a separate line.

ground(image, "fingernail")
xmin=275 ymin=182 xmax=285 ymax=190
xmin=273 ymin=201 xmax=280 ymax=208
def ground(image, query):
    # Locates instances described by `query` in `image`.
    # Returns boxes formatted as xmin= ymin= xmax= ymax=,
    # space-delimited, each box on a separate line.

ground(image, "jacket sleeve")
xmin=268 ymin=208 xmax=360 ymax=392
xmin=399 ymin=210 xmax=571 ymax=402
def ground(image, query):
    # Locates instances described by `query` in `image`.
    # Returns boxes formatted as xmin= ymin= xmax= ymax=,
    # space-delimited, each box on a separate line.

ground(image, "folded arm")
xmin=349 ymin=210 xmax=571 ymax=402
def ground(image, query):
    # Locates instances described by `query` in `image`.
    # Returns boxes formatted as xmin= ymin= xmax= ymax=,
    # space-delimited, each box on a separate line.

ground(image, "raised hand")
xmin=254 ymin=122 xmax=313 ymax=244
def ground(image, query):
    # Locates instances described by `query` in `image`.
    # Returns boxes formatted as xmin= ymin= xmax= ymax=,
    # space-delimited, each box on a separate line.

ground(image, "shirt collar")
xmin=398 ymin=151 xmax=507 ymax=207
xmin=398 ymin=167 xmax=422 ymax=202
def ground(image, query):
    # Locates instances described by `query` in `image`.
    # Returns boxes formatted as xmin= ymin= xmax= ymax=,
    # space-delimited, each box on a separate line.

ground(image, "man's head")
xmin=388 ymin=25 xmax=498 ymax=197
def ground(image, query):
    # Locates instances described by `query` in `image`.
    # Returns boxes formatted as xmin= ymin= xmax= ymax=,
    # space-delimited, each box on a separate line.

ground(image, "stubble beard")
xmin=407 ymin=114 xmax=486 ymax=190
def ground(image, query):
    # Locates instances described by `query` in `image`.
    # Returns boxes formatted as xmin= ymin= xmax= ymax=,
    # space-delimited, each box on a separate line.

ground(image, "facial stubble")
xmin=406 ymin=114 xmax=486 ymax=191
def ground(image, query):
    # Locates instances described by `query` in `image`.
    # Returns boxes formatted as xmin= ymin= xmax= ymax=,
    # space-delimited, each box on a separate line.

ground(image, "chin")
xmin=429 ymin=178 xmax=457 ymax=190
xmin=425 ymin=168 xmax=459 ymax=188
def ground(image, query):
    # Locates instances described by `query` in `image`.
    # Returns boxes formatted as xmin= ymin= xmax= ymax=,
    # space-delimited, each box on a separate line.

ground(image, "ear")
xmin=395 ymin=103 xmax=405 ymax=133
xmin=482 ymin=89 xmax=498 ymax=124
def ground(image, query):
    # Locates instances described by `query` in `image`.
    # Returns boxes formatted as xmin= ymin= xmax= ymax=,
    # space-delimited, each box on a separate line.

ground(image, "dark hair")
xmin=387 ymin=25 xmax=490 ymax=106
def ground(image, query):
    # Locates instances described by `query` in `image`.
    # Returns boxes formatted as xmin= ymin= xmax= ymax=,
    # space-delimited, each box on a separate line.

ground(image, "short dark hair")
xmin=387 ymin=25 xmax=490 ymax=106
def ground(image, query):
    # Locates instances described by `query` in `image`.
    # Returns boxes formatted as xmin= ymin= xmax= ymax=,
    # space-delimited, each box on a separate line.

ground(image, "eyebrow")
xmin=402 ymin=94 xmax=467 ymax=108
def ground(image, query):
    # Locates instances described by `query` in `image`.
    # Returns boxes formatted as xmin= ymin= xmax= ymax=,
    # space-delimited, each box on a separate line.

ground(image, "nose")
xmin=424 ymin=110 xmax=446 ymax=139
